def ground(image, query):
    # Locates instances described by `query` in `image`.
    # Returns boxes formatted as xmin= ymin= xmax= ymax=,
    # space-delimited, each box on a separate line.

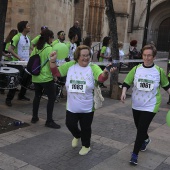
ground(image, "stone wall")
xmin=5 ymin=0 xmax=74 ymax=41
xmin=4 ymin=0 xmax=170 ymax=52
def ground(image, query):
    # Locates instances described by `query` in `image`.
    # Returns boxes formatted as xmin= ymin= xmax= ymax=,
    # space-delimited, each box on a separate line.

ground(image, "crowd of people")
xmin=1 ymin=20 xmax=170 ymax=165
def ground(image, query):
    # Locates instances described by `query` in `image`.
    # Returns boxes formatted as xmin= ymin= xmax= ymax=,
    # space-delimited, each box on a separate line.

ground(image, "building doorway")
xmin=157 ymin=17 xmax=170 ymax=51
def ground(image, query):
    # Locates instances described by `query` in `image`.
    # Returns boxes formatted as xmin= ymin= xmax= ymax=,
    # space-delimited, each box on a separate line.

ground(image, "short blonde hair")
xmin=118 ymin=41 xmax=123 ymax=48
xmin=74 ymin=45 xmax=91 ymax=62
xmin=142 ymin=44 xmax=157 ymax=57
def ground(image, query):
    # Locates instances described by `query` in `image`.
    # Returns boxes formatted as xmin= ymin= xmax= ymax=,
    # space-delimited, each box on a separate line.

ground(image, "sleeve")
xmin=11 ymin=34 xmax=20 ymax=47
xmin=101 ymin=46 xmax=106 ymax=54
xmin=58 ymin=60 xmax=76 ymax=77
xmin=31 ymin=35 xmax=40 ymax=45
xmin=123 ymin=66 xmax=136 ymax=86
xmin=90 ymin=64 xmax=103 ymax=81
xmin=160 ymin=68 xmax=170 ymax=89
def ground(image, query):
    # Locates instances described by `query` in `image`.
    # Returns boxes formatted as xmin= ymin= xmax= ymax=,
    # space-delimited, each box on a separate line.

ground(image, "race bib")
xmin=136 ymin=79 xmax=154 ymax=91
xmin=68 ymin=80 xmax=86 ymax=93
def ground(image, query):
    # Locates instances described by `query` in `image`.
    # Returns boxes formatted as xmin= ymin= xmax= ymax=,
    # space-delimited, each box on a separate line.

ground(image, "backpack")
xmin=97 ymin=50 xmax=101 ymax=61
xmin=26 ymin=46 xmax=49 ymax=75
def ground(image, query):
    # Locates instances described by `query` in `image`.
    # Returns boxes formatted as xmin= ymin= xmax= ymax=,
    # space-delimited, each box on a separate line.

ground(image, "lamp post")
xmin=142 ymin=0 xmax=151 ymax=47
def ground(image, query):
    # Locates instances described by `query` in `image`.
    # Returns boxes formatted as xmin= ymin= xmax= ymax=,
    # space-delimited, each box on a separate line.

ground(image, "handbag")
xmin=26 ymin=46 xmax=49 ymax=75
xmin=94 ymin=85 xmax=104 ymax=109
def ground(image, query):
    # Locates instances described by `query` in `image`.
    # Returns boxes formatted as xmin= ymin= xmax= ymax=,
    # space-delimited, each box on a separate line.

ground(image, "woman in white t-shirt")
xmin=65 ymin=31 xmax=77 ymax=61
xmin=121 ymin=44 xmax=170 ymax=166
xmin=50 ymin=45 xmax=116 ymax=156
xmin=118 ymin=41 xmax=129 ymax=72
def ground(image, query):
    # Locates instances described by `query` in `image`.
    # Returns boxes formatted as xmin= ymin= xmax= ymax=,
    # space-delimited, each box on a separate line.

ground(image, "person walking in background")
xmin=52 ymin=30 xmax=66 ymax=46
xmin=121 ymin=44 xmax=170 ymax=165
xmin=30 ymin=29 xmax=60 ymax=129
xmin=118 ymin=41 xmax=129 ymax=72
xmin=3 ymin=29 xmax=18 ymax=61
xmin=69 ymin=21 xmax=81 ymax=47
xmin=50 ymin=45 xmax=116 ymax=155
xmin=65 ymin=31 xmax=78 ymax=61
xmin=98 ymin=36 xmax=111 ymax=88
xmin=31 ymin=26 xmax=48 ymax=48
xmin=129 ymin=40 xmax=141 ymax=68
xmin=5 ymin=21 xmax=31 ymax=106
xmin=83 ymin=36 xmax=93 ymax=58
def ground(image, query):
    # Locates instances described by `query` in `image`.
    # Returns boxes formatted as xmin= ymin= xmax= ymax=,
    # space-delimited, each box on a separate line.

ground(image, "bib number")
xmin=68 ymin=80 xmax=86 ymax=93
xmin=136 ymin=79 xmax=154 ymax=91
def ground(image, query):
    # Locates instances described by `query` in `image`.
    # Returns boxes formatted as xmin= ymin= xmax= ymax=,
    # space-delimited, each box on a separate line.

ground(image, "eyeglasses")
xmin=142 ymin=54 xmax=153 ymax=57
xmin=60 ymin=33 xmax=65 ymax=36
xmin=25 ymin=37 xmax=28 ymax=43
xmin=80 ymin=54 xmax=90 ymax=58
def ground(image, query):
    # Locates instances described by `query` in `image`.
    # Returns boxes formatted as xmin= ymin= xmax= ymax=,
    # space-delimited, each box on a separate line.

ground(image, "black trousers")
xmin=6 ymin=65 xmax=31 ymax=101
xmin=132 ymin=109 xmax=155 ymax=155
xmin=33 ymin=80 xmax=56 ymax=122
xmin=66 ymin=110 xmax=94 ymax=147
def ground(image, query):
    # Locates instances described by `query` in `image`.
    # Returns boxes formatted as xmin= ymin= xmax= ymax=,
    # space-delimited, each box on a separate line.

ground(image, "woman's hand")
xmin=50 ymin=51 xmax=57 ymax=62
xmin=121 ymin=87 xmax=127 ymax=103
xmin=121 ymin=93 xmax=126 ymax=103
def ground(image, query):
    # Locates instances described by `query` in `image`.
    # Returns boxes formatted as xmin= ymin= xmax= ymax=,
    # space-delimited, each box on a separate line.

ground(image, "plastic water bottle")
xmin=13 ymin=121 xmax=23 ymax=126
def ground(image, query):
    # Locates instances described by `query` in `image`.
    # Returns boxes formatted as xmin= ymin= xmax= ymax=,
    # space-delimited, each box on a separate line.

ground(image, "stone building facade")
xmin=5 ymin=0 xmax=170 ymax=52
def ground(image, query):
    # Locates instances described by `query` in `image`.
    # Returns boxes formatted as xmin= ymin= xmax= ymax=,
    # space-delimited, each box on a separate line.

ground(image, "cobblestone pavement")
xmin=0 ymin=61 xmax=170 ymax=170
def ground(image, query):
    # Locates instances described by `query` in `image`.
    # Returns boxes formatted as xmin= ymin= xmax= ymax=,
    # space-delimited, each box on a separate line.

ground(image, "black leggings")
xmin=66 ymin=110 xmax=94 ymax=148
xmin=132 ymin=109 xmax=155 ymax=155
xmin=33 ymin=80 xmax=56 ymax=122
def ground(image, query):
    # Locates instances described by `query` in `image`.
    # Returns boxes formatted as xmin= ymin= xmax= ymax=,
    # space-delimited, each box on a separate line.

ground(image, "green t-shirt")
xmin=11 ymin=33 xmax=31 ymax=61
xmin=58 ymin=61 xmax=103 ymax=81
xmin=31 ymin=43 xmax=53 ymax=83
xmin=99 ymin=46 xmax=107 ymax=62
xmin=31 ymin=35 xmax=41 ymax=46
xmin=52 ymin=39 xmax=60 ymax=47
xmin=4 ymin=42 xmax=13 ymax=61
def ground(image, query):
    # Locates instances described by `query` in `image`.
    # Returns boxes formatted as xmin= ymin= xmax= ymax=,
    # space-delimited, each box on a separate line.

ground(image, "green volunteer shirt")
xmin=4 ymin=42 xmax=13 ymax=61
xmin=99 ymin=46 xmax=106 ymax=62
xmin=31 ymin=35 xmax=41 ymax=46
xmin=31 ymin=43 xmax=53 ymax=83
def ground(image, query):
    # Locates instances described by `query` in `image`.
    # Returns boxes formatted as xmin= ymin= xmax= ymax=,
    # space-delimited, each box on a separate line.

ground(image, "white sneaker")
xmin=72 ymin=137 xmax=79 ymax=148
xmin=42 ymin=95 xmax=48 ymax=100
xmin=79 ymin=146 xmax=91 ymax=155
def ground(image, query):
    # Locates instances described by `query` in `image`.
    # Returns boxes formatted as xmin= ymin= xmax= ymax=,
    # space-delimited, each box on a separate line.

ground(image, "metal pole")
xmin=142 ymin=0 xmax=151 ymax=47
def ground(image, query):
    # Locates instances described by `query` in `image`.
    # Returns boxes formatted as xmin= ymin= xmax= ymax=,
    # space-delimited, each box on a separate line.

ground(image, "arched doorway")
xmin=157 ymin=17 xmax=170 ymax=51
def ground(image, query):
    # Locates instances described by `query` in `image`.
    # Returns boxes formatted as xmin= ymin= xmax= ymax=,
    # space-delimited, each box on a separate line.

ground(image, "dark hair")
xmin=17 ymin=21 xmax=28 ymax=33
xmin=74 ymin=45 xmax=91 ymax=62
xmin=5 ymin=29 xmax=18 ymax=43
xmin=83 ymin=37 xmax=92 ymax=47
xmin=142 ymin=44 xmax=157 ymax=57
xmin=102 ymin=36 xmax=111 ymax=47
xmin=130 ymin=40 xmax=137 ymax=46
xmin=41 ymin=26 xmax=48 ymax=31
xmin=57 ymin=30 xmax=65 ymax=36
xmin=68 ymin=31 xmax=77 ymax=40
xmin=36 ymin=29 xmax=54 ymax=50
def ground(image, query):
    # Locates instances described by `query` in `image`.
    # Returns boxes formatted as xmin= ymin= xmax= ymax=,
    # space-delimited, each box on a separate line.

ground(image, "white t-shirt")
xmin=65 ymin=63 xmax=94 ymax=113
xmin=119 ymin=49 xmax=125 ymax=61
xmin=103 ymin=47 xmax=111 ymax=62
xmin=68 ymin=43 xmax=77 ymax=60
xmin=124 ymin=64 xmax=169 ymax=113
xmin=17 ymin=34 xmax=30 ymax=61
